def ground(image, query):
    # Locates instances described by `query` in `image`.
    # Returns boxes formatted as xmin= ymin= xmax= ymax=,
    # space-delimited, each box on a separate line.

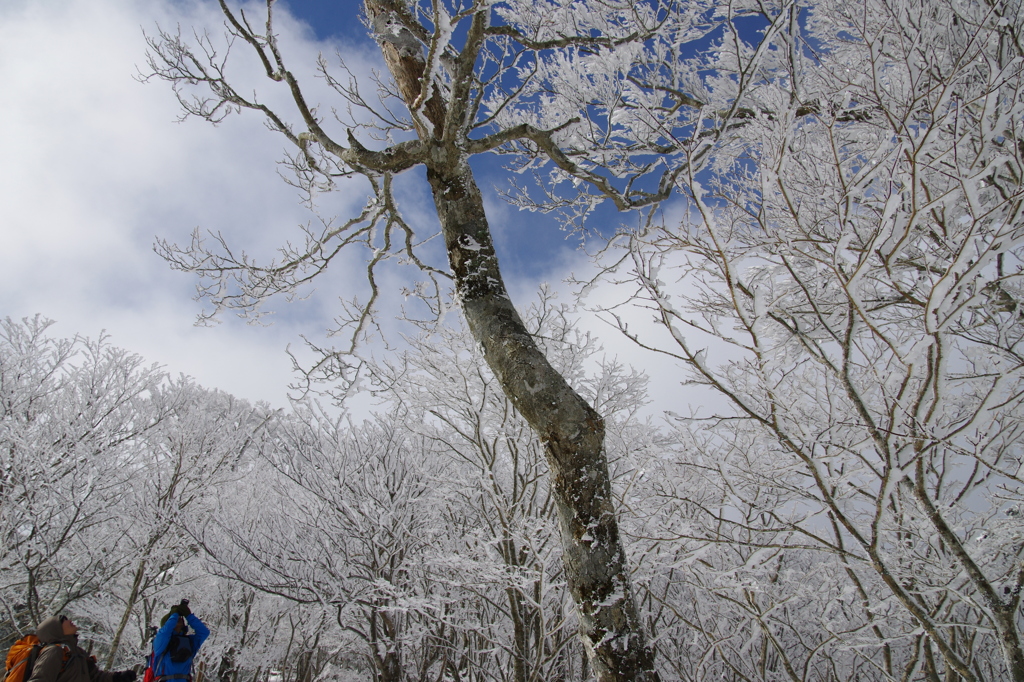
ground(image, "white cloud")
xmin=0 ymin=0 xmax=377 ymax=409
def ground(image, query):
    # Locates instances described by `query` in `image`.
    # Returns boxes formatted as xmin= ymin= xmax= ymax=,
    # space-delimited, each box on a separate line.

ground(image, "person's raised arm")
xmin=185 ymin=615 xmax=209 ymax=650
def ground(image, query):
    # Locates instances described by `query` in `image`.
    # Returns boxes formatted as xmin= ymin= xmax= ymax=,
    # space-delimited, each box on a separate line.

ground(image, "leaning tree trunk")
xmin=426 ymin=156 xmax=660 ymax=681
xmin=352 ymin=3 xmax=655 ymax=675
xmin=361 ymin=4 xmax=659 ymax=679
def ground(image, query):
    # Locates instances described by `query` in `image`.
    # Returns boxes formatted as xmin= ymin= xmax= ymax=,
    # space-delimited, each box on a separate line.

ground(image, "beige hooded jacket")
xmin=25 ymin=617 xmax=115 ymax=682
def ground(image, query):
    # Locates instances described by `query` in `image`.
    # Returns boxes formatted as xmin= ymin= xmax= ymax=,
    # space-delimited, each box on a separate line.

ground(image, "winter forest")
xmin=3 ymin=0 xmax=1024 ymax=680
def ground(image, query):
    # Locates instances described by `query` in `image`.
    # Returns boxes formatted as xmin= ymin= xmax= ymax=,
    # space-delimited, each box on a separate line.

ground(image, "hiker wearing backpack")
xmin=147 ymin=601 xmax=209 ymax=682
xmin=16 ymin=615 xmax=136 ymax=682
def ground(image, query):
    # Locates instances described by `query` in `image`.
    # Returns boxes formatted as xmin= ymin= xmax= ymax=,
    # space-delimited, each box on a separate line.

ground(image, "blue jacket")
xmin=151 ymin=614 xmax=210 ymax=680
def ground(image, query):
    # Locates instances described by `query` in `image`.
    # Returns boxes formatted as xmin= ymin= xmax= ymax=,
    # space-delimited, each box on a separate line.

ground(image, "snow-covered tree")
xmin=143 ymin=1 xmax=725 ymax=676
xmin=0 ymin=316 xmax=167 ymax=638
xmin=199 ymin=288 xmax=656 ymax=682
xmin=198 ymin=405 xmax=453 ymax=682
xmin=582 ymin=0 xmax=1024 ymax=679
xmin=143 ymin=0 xmax=1024 ymax=677
xmin=103 ymin=381 xmax=274 ymax=667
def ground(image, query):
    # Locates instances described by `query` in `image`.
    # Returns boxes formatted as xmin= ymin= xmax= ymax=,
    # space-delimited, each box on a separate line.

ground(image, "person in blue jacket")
xmin=150 ymin=600 xmax=210 ymax=682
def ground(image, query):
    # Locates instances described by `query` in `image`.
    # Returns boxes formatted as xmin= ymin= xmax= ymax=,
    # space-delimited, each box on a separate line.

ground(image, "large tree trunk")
xmin=363 ymin=4 xmax=659 ymax=678
xmin=424 ymin=155 xmax=659 ymax=682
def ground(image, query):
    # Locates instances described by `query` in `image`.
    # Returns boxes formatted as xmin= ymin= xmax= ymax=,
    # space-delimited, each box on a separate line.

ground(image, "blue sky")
xmin=0 ymin=0 xmax=684 ymax=414
xmin=282 ymin=0 xmax=369 ymax=42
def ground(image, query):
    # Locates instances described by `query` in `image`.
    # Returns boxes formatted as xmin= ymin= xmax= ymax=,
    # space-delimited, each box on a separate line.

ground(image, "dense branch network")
xmin=143 ymin=0 xmax=802 ymax=352
xmin=144 ymin=0 xmax=1024 ymax=679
